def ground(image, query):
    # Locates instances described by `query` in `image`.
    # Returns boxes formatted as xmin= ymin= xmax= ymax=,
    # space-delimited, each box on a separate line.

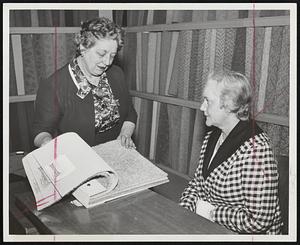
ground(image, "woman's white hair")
xmin=207 ymin=70 xmax=252 ymax=121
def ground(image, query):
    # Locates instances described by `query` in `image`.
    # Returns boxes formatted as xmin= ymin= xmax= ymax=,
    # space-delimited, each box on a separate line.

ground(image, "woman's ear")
xmin=79 ymin=44 xmax=87 ymax=55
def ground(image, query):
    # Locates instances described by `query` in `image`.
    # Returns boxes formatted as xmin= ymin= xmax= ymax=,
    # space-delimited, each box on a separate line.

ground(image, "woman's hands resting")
xmin=117 ymin=121 xmax=136 ymax=149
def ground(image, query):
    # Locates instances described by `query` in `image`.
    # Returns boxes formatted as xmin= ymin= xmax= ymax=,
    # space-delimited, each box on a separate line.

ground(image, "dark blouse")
xmin=32 ymin=63 xmax=137 ymax=146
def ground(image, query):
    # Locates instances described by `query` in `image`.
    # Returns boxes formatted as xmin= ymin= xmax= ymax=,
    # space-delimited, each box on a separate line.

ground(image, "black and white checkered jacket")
xmin=179 ymin=120 xmax=283 ymax=234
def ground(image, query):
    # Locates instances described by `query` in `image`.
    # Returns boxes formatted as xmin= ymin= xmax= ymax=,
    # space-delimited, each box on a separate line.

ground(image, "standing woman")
xmin=32 ymin=17 xmax=137 ymax=148
xmin=180 ymin=70 xmax=283 ymax=234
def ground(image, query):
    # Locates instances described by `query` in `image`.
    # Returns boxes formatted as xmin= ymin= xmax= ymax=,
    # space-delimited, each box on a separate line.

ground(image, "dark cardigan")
xmin=32 ymin=64 xmax=137 ymax=146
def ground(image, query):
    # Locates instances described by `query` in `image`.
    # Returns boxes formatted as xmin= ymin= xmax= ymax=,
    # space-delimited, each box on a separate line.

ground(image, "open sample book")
xmin=22 ymin=132 xmax=169 ymax=210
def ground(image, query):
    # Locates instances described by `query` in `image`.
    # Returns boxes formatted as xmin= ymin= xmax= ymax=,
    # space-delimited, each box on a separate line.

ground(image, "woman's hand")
xmin=118 ymin=134 xmax=136 ymax=149
xmin=34 ymin=132 xmax=53 ymax=148
xmin=117 ymin=121 xmax=136 ymax=149
xmin=196 ymin=199 xmax=215 ymax=221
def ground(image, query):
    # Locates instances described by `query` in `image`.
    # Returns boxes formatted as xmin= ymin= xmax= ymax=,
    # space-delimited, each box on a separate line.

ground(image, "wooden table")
xmin=9 ymin=155 xmax=234 ymax=235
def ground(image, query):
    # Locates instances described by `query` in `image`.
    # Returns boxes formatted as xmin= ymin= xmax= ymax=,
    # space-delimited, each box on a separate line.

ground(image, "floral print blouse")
xmin=70 ymin=58 xmax=120 ymax=133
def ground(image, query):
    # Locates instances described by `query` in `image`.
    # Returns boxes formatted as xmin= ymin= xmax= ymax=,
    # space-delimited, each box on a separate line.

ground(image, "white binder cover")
xmin=22 ymin=132 xmax=118 ymax=211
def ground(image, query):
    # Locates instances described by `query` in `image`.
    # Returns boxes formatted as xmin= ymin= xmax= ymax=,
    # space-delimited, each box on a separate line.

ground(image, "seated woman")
xmin=32 ymin=17 xmax=137 ymax=148
xmin=179 ymin=70 xmax=283 ymax=234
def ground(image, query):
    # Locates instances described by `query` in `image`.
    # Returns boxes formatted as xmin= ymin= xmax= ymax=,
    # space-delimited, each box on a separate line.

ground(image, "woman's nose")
xmin=200 ymin=101 xmax=205 ymax=111
xmin=102 ymin=55 xmax=111 ymax=66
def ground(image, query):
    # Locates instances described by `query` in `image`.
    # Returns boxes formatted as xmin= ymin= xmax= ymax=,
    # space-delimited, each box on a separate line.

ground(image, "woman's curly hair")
xmin=74 ymin=17 xmax=124 ymax=57
xmin=207 ymin=70 xmax=252 ymax=121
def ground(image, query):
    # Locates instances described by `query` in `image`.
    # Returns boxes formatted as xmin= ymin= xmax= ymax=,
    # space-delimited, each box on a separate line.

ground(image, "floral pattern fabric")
xmin=70 ymin=58 xmax=120 ymax=133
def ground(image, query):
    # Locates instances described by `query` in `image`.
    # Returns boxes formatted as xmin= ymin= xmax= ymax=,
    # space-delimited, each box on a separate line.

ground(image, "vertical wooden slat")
xmin=166 ymin=10 xmax=173 ymax=24
xmin=147 ymin=10 xmax=154 ymax=25
xmin=257 ymin=27 xmax=272 ymax=113
xmin=11 ymin=35 xmax=25 ymax=95
xmin=11 ymin=34 xmax=30 ymax=152
xmin=146 ymin=32 xmax=157 ymax=157
xmin=149 ymin=33 xmax=161 ymax=160
xmin=165 ymin=32 xmax=179 ymax=95
xmin=134 ymin=32 xmax=142 ymax=141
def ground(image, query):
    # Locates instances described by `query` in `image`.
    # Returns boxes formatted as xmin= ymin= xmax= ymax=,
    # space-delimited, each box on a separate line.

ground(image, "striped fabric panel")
xmin=155 ymin=32 xmax=172 ymax=167
xmin=259 ymin=10 xmax=289 ymax=17
xmin=65 ymin=33 xmax=76 ymax=62
xmin=32 ymin=35 xmax=47 ymax=87
xmin=183 ymin=10 xmax=193 ymax=22
xmin=21 ymin=35 xmax=39 ymax=94
xmin=149 ymin=33 xmax=161 ymax=160
xmin=248 ymin=10 xmax=261 ymax=19
xmin=177 ymin=31 xmax=193 ymax=99
xmin=226 ymin=10 xmax=239 ymax=20
xmin=159 ymin=31 xmax=172 ymax=94
xmin=155 ymin=103 xmax=171 ymax=167
xmin=201 ymin=29 xmax=212 ymax=89
xmin=136 ymin=98 xmax=153 ymax=158
xmin=257 ymin=27 xmax=272 ymax=113
xmin=264 ymin=27 xmax=284 ymax=114
xmin=216 ymin=10 xmax=227 ymax=21
xmin=137 ymin=10 xmax=144 ymax=26
xmin=168 ymin=31 xmax=182 ymax=96
xmin=153 ymin=10 xmax=167 ymax=24
xmin=209 ymin=29 xmax=217 ymax=73
xmin=136 ymin=32 xmax=142 ymax=91
xmin=251 ymin=27 xmax=265 ymax=114
xmin=114 ymin=10 xmax=124 ymax=26
xmin=141 ymin=32 xmax=149 ymax=92
xmin=167 ymin=31 xmax=189 ymax=171
xmin=57 ymin=34 xmax=69 ymax=69
xmin=137 ymin=32 xmax=154 ymax=157
xmin=231 ymin=27 xmax=246 ymax=75
xmin=127 ymin=10 xmax=139 ymax=27
xmin=172 ymin=10 xmax=184 ymax=23
xmin=245 ymin=27 xmax=254 ymax=80
xmin=165 ymin=32 xmax=179 ymax=95
xmin=207 ymin=10 xmax=216 ymax=21
xmin=188 ymin=110 xmax=206 ymax=177
xmin=178 ymin=31 xmax=193 ymax=174
xmin=273 ymin=26 xmax=289 ymax=117
xmin=214 ymin=28 xmax=226 ymax=71
xmin=188 ymin=30 xmax=199 ymax=100
xmin=154 ymin=33 xmax=161 ymax=94
xmin=142 ymin=11 xmax=148 ymax=25
xmin=123 ymin=32 xmax=137 ymax=90
xmin=133 ymin=33 xmax=142 ymax=142
xmin=223 ymin=28 xmax=236 ymax=71
xmin=167 ymin=104 xmax=182 ymax=171
xmin=238 ymin=10 xmax=248 ymax=18
xmin=192 ymin=29 xmax=206 ymax=102
xmin=9 ymin=36 xmax=18 ymax=96
xmin=40 ymin=34 xmax=56 ymax=79
xmin=191 ymin=10 xmax=204 ymax=22
xmin=146 ymin=33 xmax=157 ymax=93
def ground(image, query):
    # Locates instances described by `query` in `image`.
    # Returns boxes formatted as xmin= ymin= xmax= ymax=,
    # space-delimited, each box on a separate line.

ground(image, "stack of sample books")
xmin=22 ymin=132 xmax=169 ymax=210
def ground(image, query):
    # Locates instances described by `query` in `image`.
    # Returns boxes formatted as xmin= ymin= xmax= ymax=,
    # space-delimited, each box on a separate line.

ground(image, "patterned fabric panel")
xmin=257 ymin=122 xmax=289 ymax=156
xmin=9 ymin=36 xmax=17 ymax=96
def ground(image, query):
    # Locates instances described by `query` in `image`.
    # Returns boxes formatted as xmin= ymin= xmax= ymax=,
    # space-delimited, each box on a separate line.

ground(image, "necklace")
xmin=77 ymin=57 xmax=99 ymax=86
